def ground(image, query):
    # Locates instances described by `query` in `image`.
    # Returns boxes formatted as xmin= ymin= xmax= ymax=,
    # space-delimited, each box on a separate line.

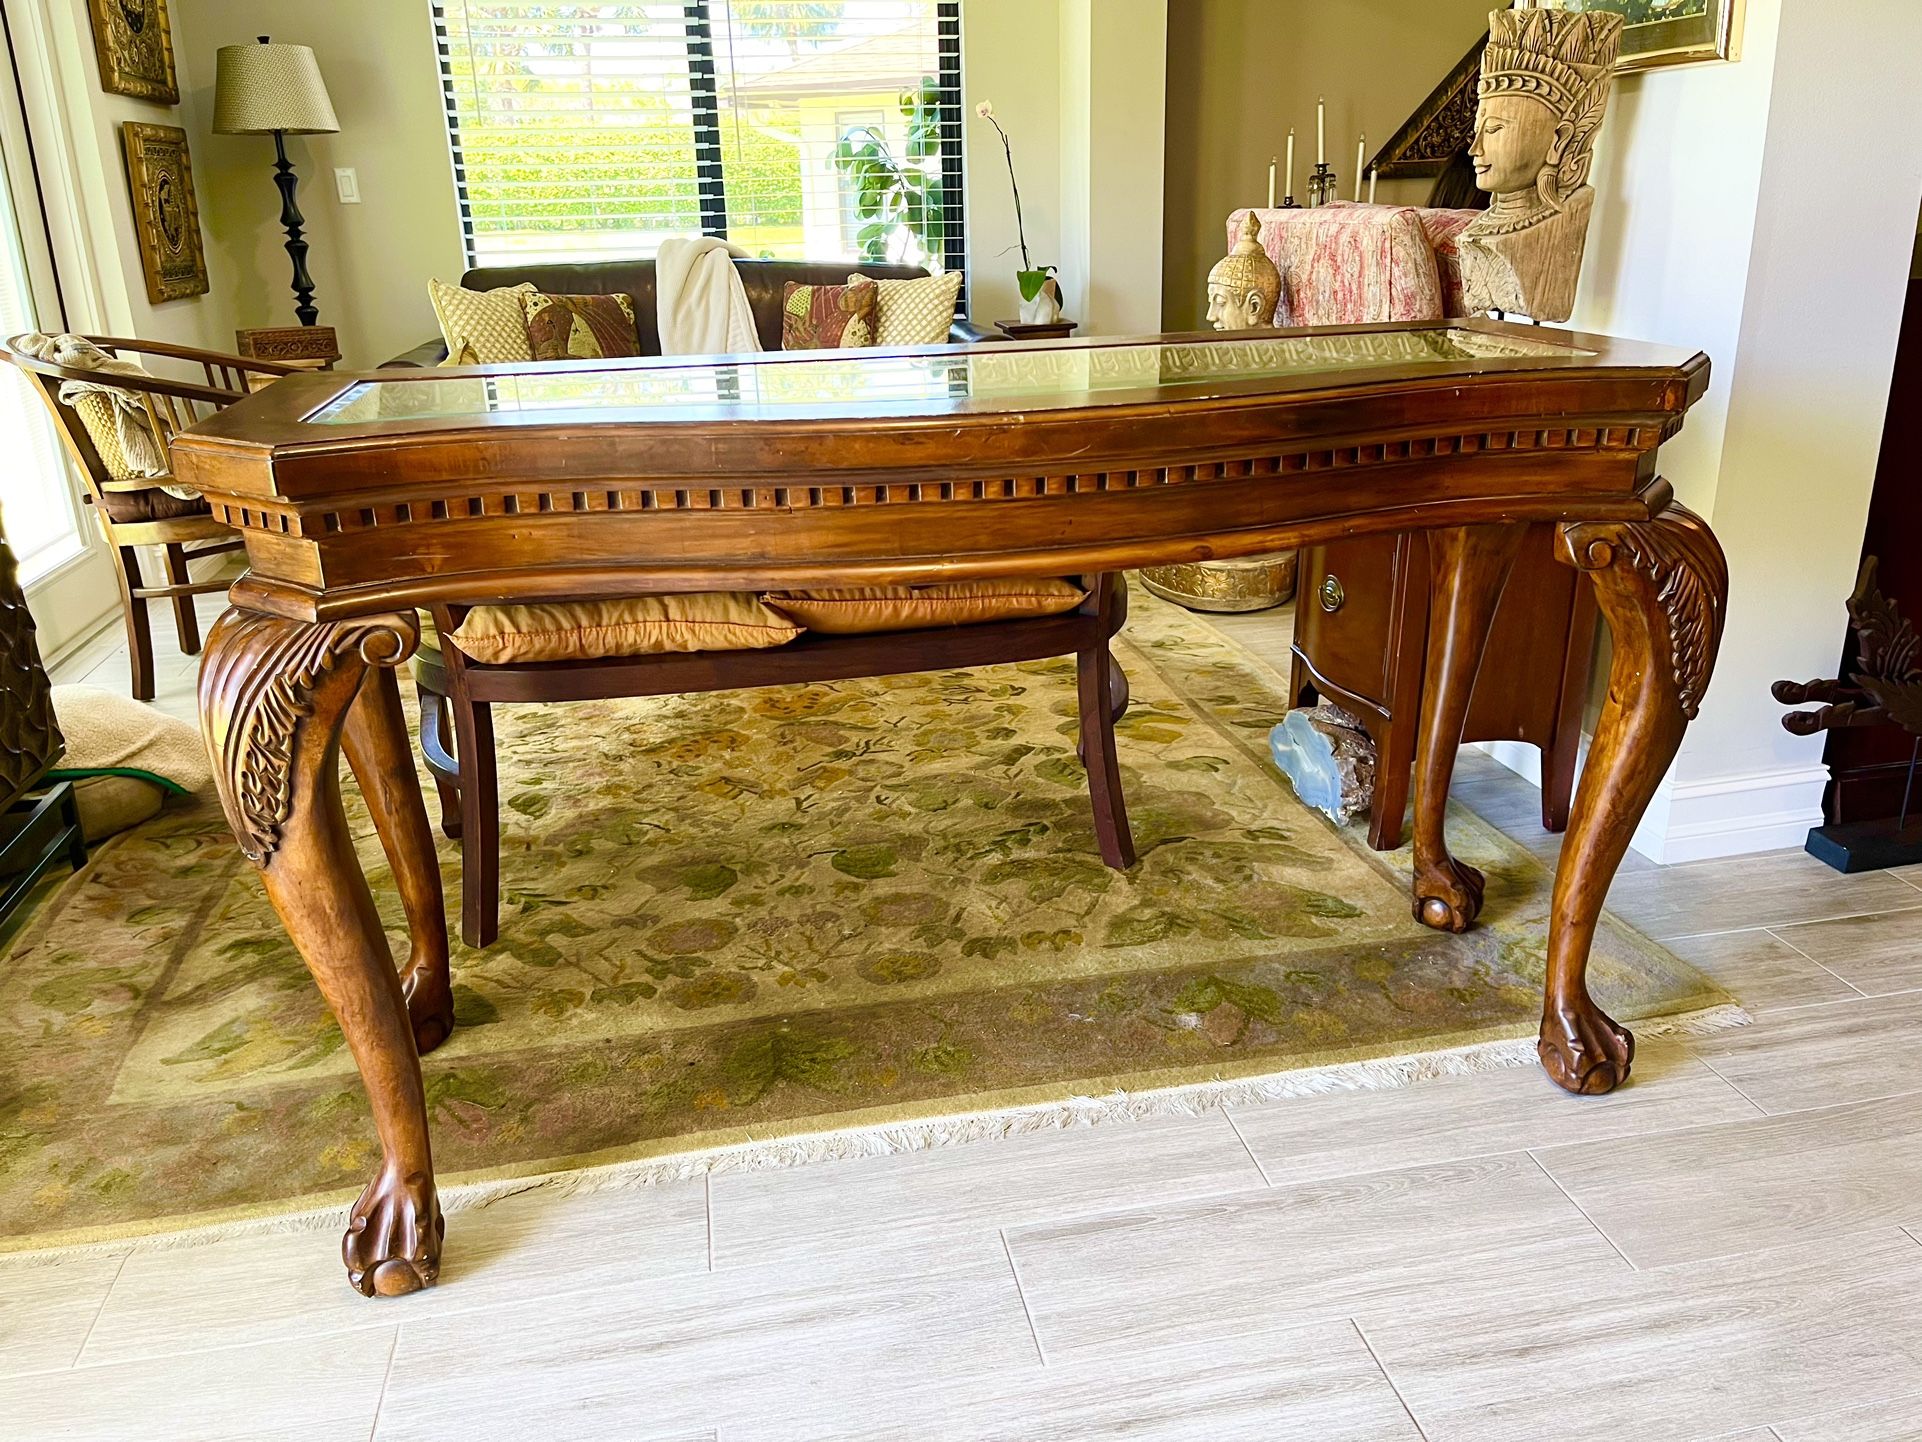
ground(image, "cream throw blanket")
xmin=655 ymin=236 xmax=761 ymax=356
xmin=16 ymin=331 xmax=178 ymax=483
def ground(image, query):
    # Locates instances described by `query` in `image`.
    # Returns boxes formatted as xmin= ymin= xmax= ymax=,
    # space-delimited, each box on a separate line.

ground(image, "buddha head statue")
xmin=1205 ymin=211 xmax=1281 ymax=331
xmin=1471 ymin=6 xmax=1622 ymax=214
xmin=1460 ymin=5 xmax=1623 ymax=322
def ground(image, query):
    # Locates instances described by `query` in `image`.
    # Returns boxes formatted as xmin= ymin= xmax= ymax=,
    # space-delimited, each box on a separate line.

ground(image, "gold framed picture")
xmin=87 ymin=0 xmax=179 ymax=104
xmin=1562 ymin=0 xmax=1744 ymax=71
xmin=121 ymin=123 xmax=208 ymax=304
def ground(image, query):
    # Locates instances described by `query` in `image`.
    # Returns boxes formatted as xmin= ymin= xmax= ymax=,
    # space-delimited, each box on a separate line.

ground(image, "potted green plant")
xmin=833 ymin=76 xmax=947 ymax=266
xmin=976 ymin=101 xmax=1061 ymax=324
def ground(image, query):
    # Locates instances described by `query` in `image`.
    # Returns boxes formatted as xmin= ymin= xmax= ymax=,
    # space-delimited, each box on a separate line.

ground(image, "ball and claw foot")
xmin=1413 ymin=857 xmax=1485 ymax=934
xmin=344 ymin=1167 xmax=445 ymax=1297
xmin=1537 ymin=999 xmax=1635 ymax=1095
xmin=402 ymin=960 xmax=455 ymax=1056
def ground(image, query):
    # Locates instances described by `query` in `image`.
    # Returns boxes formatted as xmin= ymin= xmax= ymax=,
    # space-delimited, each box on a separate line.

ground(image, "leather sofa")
xmin=387 ymin=257 xmax=994 ymax=366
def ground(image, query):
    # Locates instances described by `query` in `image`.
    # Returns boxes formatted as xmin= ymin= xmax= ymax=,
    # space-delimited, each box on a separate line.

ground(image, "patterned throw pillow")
xmin=428 ymin=278 xmax=536 ymax=364
xmin=780 ymin=280 xmax=878 ymax=351
xmin=520 ymin=292 xmax=644 ymax=361
xmin=847 ymin=270 xmax=962 ymax=347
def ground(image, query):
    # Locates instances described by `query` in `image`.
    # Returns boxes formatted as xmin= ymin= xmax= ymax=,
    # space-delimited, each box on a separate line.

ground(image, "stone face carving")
xmin=1459 ymin=6 xmax=1624 ymax=324
xmin=1205 ymin=211 xmax=1282 ymax=331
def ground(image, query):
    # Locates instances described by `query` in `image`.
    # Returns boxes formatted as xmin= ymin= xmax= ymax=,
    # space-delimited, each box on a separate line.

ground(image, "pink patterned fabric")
xmin=1227 ymin=204 xmax=1483 ymax=325
xmin=1411 ymin=207 xmax=1481 ymax=319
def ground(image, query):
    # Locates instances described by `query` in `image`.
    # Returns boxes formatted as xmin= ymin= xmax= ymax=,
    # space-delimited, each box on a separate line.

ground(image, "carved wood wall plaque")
xmin=122 ymin=123 xmax=209 ymax=304
xmin=86 ymin=0 xmax=179 ymax=104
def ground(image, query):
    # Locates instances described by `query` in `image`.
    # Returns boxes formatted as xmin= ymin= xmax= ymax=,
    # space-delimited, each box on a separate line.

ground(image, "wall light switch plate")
xmin=334 ymin=168 xmax=361 ymax=204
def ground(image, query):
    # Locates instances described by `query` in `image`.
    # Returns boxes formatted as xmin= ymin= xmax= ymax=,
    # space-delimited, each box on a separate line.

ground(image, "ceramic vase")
xmin=1017 ymin=270 xmax=1062 ymax=325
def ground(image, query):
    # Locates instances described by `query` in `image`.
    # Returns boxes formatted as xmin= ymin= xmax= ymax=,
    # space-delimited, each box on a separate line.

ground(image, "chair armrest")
xmin=383 ymin=339 xmax=449 ymax=369
xmin=947 ymin=317 xmax=999 ymax=345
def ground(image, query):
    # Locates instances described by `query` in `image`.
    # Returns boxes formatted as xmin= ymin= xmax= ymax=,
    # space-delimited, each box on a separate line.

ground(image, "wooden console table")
xmin=173 ymin=321 xmax=1723 ymax=1296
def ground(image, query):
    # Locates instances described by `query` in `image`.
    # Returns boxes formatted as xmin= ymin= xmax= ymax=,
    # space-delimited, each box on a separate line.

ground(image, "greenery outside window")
xmin=434 ymin=0 xmax=965 ymax=290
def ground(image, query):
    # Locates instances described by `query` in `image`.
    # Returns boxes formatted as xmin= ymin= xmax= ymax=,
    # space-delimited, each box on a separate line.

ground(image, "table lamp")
xmin=213 ymin=37 xmax=339 ymax=327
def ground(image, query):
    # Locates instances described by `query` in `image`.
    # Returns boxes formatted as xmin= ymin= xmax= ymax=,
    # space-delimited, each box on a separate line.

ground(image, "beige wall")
xmin=1061 ymin=0 xmax=1166 ymax=335
xmin=173 ymin=0 xmax=462 ymax=368
xmin=961 ymin=0 xmax=1065 ymax=328
xmin=1160 ymin=0 xmax=1492 ymax=330
xmin=961 ymin=0 xmax=1171 ymax=337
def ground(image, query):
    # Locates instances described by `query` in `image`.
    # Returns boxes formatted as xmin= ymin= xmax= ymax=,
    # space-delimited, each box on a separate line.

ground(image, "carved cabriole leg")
xmin=1410 ymin=523 xmax=1526 ymax=932
xmin=199 ymin=608 xmax=444 ymax=1296
xmin=1545 ymin=502 xmax=1727 ymax=1095
xmin=342 ymin=665 xmax=454 ymax=1056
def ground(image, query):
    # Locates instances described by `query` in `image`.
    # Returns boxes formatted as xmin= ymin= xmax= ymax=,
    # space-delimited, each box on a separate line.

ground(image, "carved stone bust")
xmin=1205 ymin=212 xmax=1282 ymax=331
xmin=1459 ymin=7 xmax=1623 ymax=324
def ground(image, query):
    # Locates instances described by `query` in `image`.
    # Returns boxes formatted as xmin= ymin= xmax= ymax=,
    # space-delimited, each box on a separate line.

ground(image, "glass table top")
xmin=304 ymin=328 xmax=1595 ymax=427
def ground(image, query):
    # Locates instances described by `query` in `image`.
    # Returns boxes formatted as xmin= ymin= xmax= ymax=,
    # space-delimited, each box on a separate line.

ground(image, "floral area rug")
xmin=0 ymin=591 xmax=1735 ymax=1253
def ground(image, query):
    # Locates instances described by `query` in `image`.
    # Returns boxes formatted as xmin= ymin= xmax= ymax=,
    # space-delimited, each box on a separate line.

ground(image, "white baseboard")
xmin=1473 ymin=738 xmax=1826 ymax=865
xmin=1476 ymin=738 xmax=1548 ymax=791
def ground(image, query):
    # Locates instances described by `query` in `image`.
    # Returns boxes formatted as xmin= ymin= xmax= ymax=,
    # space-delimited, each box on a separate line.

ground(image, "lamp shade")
xmin=213 ymin=39 xmax=338 ymax=135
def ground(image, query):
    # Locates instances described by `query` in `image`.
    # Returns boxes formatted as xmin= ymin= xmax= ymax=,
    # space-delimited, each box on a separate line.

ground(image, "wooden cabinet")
xmin=1289 ymin=524 xmax=1597 ymax=850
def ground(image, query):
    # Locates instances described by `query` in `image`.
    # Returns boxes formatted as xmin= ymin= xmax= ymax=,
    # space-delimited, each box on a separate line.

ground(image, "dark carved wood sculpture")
xmin=1774 ymin=558 xmax=1922 ymax=736
xmin=1772 ymin=557 xmax=1922 ymax=870
xmin=173 ymin=322 xmax=1724 ymax=1293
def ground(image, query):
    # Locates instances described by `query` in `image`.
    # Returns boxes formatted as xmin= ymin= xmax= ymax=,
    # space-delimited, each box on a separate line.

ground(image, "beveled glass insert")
xmin=304 ymin=328 xmax=1594 ymax=426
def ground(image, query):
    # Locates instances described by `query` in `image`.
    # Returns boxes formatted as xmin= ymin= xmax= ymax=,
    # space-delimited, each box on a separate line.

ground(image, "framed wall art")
xmin=87 ymin=0 xmax=180 ymax=104
xmin=122 ymin=123 xmax=208 ymax=303
xmin=1561 ymin=0 xmax=1743 ymax=71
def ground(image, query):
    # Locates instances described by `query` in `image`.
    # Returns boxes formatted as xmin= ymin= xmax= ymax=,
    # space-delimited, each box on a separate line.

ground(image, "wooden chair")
xmin=1 ymin=335 xmax=303 ymax=699
xmin=414 ymin=574 xmax=1136 ymax=949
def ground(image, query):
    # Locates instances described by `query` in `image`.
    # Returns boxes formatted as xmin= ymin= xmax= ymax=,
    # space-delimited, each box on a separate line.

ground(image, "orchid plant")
xmin=975 ymin=101 xmax=1056 ymax=308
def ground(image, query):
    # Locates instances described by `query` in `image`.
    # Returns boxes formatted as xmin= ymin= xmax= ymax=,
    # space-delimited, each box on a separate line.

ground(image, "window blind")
xmin=434 ymin=0 xmax=965 ymax=286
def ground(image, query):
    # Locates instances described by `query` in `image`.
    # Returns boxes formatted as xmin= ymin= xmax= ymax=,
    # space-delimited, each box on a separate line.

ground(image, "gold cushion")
xmin=446 ymin=594 xmax=803 ymax=664
xmin=848 ymin=271 xmax=962 ymax=347
xmin=765 ymin=579 xmax=1086 ymax=635
xmin=428 ymin=279 xmax=536 ymax=365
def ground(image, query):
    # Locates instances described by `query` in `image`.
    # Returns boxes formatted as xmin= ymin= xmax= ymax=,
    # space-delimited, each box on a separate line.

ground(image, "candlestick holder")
xmin=1280 ymin=194 xmax=1300 ymax=209
xmin=1307 ymin=162 xmax=1338 ymax=208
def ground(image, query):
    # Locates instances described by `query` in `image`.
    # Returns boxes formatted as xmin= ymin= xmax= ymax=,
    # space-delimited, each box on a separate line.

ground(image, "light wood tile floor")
xmin=18 ymin=598 xmax=1922 ymax=1439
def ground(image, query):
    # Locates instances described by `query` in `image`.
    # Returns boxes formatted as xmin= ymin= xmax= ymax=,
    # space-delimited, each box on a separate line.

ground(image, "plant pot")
xmin=1017 ymin=270 xmax=1062 ymax=325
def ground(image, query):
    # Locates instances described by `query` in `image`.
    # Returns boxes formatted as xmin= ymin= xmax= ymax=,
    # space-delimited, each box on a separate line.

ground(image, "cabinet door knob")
xmin=1318 ymin=574 xmax=1345 ymax=613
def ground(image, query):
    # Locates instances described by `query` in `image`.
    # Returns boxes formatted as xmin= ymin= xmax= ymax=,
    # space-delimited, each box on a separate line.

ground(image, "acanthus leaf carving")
xmin=199 ymin=610 xmax=419 ymax=864
xmin=1561 ymin=502 xmax=1726 ymax=720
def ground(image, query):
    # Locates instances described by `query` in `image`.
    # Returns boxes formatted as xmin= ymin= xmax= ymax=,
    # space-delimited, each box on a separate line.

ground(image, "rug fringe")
xmin=1634 ymin=1001 xmax=1752 ymax=1038
xmin=4 ymin=1001 xmax=1748 ymax=1265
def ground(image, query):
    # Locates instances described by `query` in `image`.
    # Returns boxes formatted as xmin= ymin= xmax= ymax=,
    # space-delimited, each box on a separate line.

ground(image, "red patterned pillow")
xmin=780 ymin=280 xmax=879 ymax=351
xmin=520 ymin=291 xmax=643 ymax=361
